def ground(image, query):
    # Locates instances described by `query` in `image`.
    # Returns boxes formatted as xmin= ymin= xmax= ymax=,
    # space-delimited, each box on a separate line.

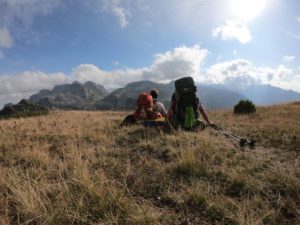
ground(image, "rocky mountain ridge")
xmin=29 ymin=81 xmax=108 ymax=109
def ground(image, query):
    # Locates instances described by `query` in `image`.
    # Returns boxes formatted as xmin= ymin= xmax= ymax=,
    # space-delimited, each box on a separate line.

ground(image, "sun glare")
xmin=231 ymin=0 xmax=268 ymax=22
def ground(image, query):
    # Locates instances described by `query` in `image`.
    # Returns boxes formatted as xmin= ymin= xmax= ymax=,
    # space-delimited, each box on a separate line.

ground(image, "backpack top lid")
xmin=175 ymin=77 xmax=196 ymax=94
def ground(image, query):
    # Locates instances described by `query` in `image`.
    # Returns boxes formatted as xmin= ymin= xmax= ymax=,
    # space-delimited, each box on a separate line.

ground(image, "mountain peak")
xmin=29 ymin=81 xmax=108 ymax=109
xmin=84 ymin=81 xmax=96 ymax=86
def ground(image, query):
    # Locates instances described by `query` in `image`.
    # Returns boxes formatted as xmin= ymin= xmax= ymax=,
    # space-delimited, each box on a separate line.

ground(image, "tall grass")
xmin=0 ymin=103 xmax=299 ymax=224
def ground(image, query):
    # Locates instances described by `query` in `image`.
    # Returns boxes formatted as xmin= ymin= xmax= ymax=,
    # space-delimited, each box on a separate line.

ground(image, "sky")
xmin=0 ymin=0 xmax=300 ymax=107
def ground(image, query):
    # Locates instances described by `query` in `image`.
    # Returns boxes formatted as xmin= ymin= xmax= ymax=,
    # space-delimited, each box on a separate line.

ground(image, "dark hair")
xmin=150 ymin=90 xmax=158 ymax=99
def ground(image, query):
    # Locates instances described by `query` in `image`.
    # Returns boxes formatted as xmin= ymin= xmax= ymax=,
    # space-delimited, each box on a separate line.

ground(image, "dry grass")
xmin=0 ymin=103 xmax=299 ymax=225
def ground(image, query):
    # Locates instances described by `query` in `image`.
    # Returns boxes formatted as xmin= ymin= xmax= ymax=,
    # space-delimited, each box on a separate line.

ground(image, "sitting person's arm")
xmin=199 ymin=103 xmax=213 ymax=125
xmin=156 ymin=101 xmax=167 ymax=117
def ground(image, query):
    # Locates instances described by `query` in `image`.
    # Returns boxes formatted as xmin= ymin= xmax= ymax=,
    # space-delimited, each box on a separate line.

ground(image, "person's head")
xmin=150 ymin=89 xmax=158 ymax=99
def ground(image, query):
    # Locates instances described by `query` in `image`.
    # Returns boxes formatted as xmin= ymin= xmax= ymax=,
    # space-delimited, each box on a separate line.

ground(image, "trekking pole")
xmin=164 ymin=117 xmax=176 ymax=133
xmin=210 ymin=124 xmax=256 ymax=148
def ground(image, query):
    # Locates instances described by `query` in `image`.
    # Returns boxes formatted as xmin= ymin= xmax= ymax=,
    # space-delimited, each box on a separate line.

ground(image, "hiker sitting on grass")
xmin=150 ymin=89 xmax=167 ymax=118
xmin=121 ymin=91 xmax=166 ymax=127
xmin=133 ymin=92 xmax=162 ymax=122
xmin=167 ymin=77 xmax=214 ymax=131
xmin=123 ymin=90 xmax=173 ymax=132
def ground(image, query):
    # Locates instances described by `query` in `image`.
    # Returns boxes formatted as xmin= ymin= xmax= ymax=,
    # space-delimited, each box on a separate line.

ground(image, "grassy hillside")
xmin=0 ymin=102 xmax=299 ymax=225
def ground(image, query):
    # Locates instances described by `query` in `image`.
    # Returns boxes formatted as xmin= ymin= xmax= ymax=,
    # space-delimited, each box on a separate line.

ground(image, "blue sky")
xmin=0 ymin=0 xmax=300 ymax=107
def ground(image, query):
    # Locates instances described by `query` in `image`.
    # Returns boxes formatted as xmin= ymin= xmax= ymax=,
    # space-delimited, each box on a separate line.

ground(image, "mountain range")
xmin=237 ymin=84 xmax=300 ymax=105
xmin=26 ymin=80 xmax=300 ymax=110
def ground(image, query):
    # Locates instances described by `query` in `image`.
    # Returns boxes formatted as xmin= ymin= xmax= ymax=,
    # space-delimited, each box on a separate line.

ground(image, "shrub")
xmin=233 ymin=99 xmax=256 ymax=114
xmin=0 ymin=99 xmax=48 ymax=119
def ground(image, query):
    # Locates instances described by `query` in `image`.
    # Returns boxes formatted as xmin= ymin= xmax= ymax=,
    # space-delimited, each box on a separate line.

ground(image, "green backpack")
xmin=173 ymin=77 xmax=199 ymax=130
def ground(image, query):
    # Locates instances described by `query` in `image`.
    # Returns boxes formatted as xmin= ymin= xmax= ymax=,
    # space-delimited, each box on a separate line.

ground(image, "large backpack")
xmin=172 ymin=77 xmax=199 ymax=129
xmin=134 ymin=93 xmax=162 ymax=121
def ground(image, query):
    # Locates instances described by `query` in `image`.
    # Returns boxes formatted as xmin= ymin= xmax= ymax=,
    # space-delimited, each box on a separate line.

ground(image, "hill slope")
xmin=0 ymin=99 xmax=48 ymax=119
xmin=238 ymin=84 xmax=300 ymax=105
xmin=97 ymin=80 xmax=245 ymax=110
xmin=0 ymin=103 xmax=299 ymax=224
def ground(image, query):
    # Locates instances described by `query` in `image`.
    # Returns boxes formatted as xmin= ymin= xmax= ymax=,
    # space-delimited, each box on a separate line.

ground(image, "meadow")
xmin=0 ymin=102 xmax=299 ymax=225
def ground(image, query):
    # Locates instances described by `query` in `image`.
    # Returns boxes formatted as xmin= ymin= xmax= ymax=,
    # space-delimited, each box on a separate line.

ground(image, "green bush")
xmin=233 ymin=99 xmax=256 ymax=114
xmin=0 ymin=99 xmax=48 ymax=119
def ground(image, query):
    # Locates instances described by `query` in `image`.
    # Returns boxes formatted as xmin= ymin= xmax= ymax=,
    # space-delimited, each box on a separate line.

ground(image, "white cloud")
xmin=99 ymin=0 xmax=131 ymax=29
xmin=73 ymin=45 xmax=208 ymax=85
xmin=206 ymin=59 xmax=257 ymax=89
xmin=0 ymin=27 xmax=14 ymax=58
xmin=82 ymin=0 xmax=147 ymax=29
xmin=0 ymin=71 xmax=70 ymax=107
xmin=280 ymin=75 xmax=300 ymax=92
xmin=212 ymin=19 xmax=252 ymax=44
xmin=0 ymin=27 xmax=13 ymax=48
xmin=72 ymin=64 xmax=144 ymax=88
xmin=0 ymin=93 xmax=34 ymax=108
xmin=112 ymin=3 xmax=130 ymax=28
xmin=143 ymin=45 xmax=208 ymax=83
xmin=205 ymin=59 xmax=300 ymax=92
xmin=283 ymin=55 xmax=295 ymax=63
xmin=0 ymin=0 xmax=61 ymax=28
xmin=0 ymin=0 xmax=61 ymax=53
xmin=0 ymin=71 xmax=69 ymax=97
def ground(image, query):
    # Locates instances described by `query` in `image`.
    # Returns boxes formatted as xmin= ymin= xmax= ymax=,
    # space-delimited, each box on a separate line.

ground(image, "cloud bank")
xmin=0 ymin=45 xmax=207 ymax=107
xmin=205 ymin=59 xmax=300 ymax=92
xmin=71 ymin=45 xmax=207 ymax=87
xmin=0 ymin=71 xmax=69 ymax=108
xmin=143 ymin=45 xmax=208 ymax=83
xmin=0 ymin=45 xmax=299 ymax=108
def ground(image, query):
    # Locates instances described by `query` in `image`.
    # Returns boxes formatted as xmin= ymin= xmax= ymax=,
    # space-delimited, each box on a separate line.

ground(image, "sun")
xmin=231 ymin=0 xmax=268 ymax=22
